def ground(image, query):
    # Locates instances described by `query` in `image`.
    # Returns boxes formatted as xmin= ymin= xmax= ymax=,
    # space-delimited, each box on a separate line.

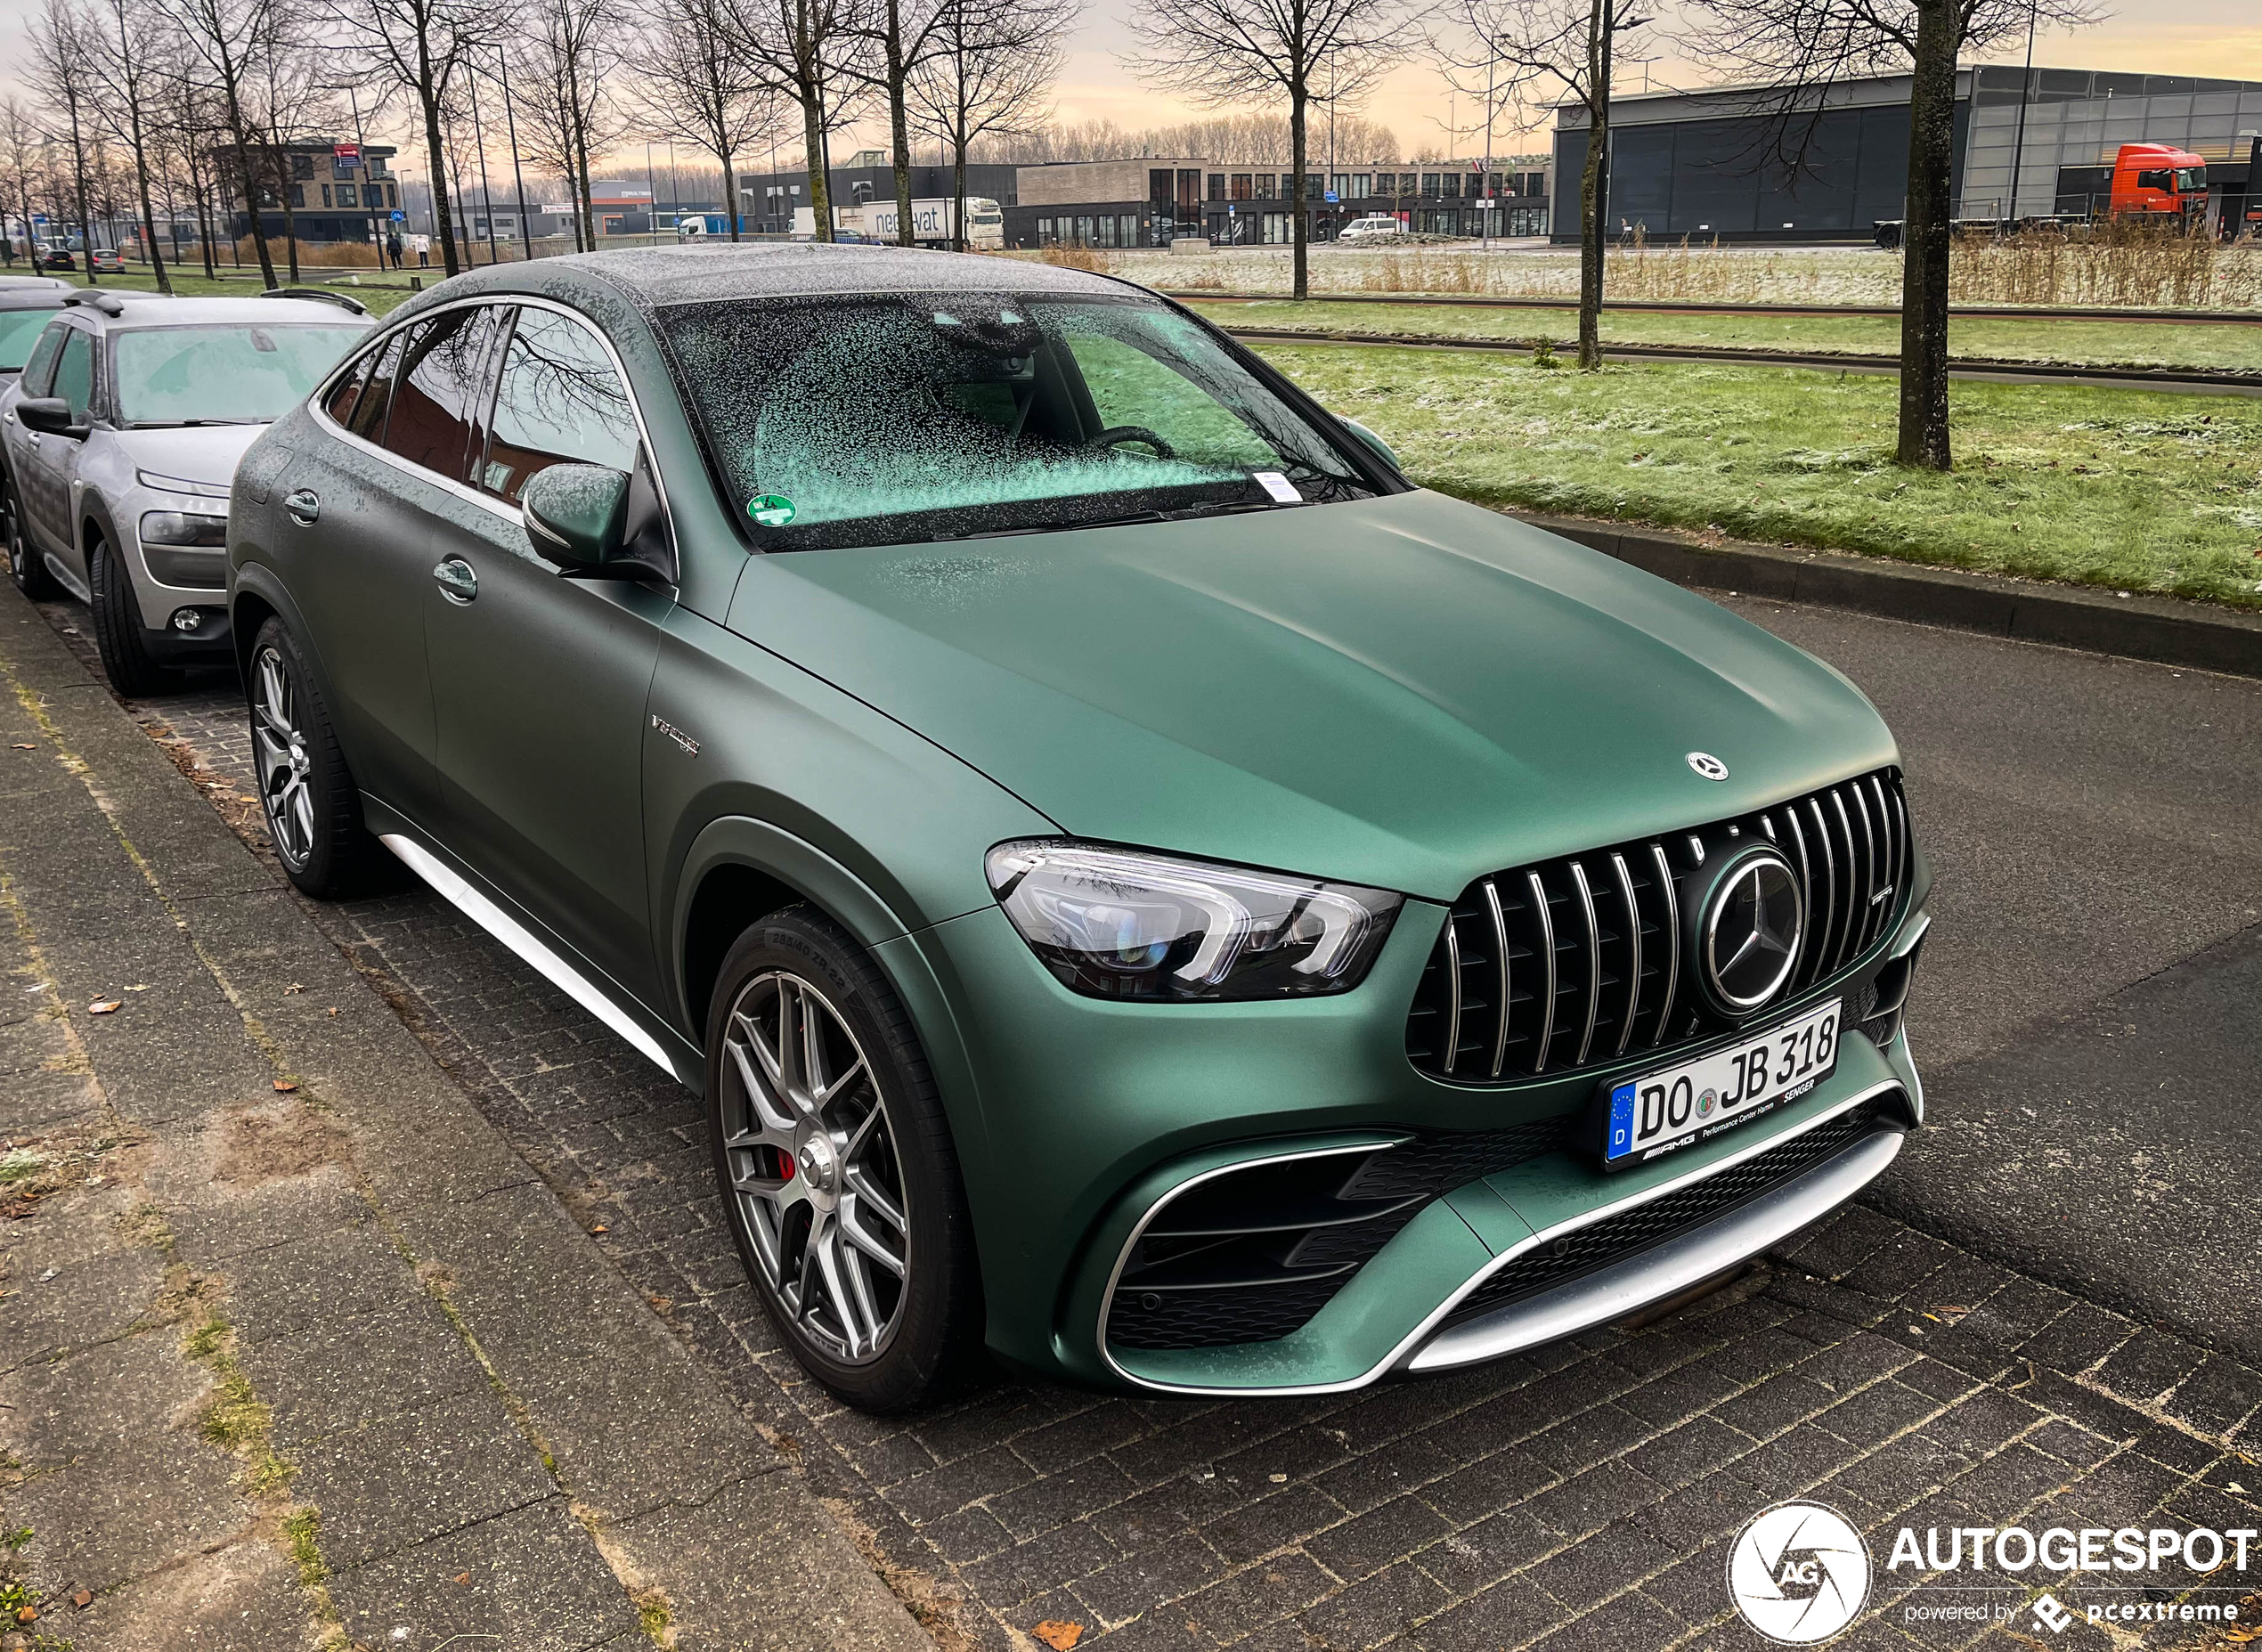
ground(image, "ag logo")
xmin=1727 ymin=1501 xmax=1870 ymax=1644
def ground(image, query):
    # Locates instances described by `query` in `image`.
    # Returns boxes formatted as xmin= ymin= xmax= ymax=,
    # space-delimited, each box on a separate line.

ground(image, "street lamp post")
xmin=468 ymin=67 xmax=500 ymax=265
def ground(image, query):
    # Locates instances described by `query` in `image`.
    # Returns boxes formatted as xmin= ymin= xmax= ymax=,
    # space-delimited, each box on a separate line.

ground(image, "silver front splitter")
xmin=1403 ymin=1125 xmax=1904 ymax=1373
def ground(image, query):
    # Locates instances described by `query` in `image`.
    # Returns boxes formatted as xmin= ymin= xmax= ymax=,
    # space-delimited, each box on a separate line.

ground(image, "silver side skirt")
xmin=1404 ymin=1127 xmax=1903 ymax=1373
xmin=379 ymin=832 xmax=680 ymax=1078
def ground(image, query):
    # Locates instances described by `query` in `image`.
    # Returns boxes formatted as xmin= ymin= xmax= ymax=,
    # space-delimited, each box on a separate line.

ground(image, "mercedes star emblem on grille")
xmin=1687 ymin=752 xmax=1729 ymax=781
xmin=1703 ymin=849 xmax=1805 ymax=1012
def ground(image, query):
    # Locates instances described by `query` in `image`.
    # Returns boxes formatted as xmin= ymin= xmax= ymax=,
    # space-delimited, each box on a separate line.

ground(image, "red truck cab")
xmin=2111 ymin=142 xmax=2208 ymax=220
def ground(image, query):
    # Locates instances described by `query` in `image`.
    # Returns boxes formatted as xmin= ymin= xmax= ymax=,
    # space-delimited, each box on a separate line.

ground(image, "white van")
xmin=1338 ymin=216 xmax=1407 ymax=245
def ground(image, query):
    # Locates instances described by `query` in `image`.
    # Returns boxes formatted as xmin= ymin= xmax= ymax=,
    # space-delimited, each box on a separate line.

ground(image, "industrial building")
xmin=1551 ymin=64 xmax=2262 ymax=241
xmin=1005 ymin=155 xmax=1550 ymax=248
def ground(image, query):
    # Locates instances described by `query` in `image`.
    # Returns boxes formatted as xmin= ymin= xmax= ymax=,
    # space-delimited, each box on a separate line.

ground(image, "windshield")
xmin=0 ymin=310 xmax=55 ymax=371
xmin=660 ymin=292 xmax=1378 ymax=550
xmin=2175 ymin=167 xmax=2206 ymax=193
xmin=112 ymin=323 xmax=370 ymax=426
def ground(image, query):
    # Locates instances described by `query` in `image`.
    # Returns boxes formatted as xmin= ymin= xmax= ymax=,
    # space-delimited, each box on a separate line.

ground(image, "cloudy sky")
xmin=1 ymin=0 xmax=2257 ymax=166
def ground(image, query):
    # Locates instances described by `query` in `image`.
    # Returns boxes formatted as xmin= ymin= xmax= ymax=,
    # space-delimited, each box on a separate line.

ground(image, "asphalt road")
xmin=1715 ymin=597 xmax=2262 ymax=1364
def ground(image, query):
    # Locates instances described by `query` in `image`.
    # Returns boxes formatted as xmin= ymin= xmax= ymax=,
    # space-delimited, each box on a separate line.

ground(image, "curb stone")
xmin=1507 ymin=509 xmax=2262 ymax=680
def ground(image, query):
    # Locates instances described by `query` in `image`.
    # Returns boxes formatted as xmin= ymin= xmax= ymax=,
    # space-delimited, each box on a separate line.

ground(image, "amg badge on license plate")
xmin=1599 ymin=999 xmax=1841 ymax=1170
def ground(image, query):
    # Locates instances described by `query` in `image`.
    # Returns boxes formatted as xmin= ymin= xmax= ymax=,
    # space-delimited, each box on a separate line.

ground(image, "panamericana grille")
xmin=1442 ymin=1100 xmax=1896 ymax=1330
xmin=1406 ymin=769 xmax=1910 ymax=1083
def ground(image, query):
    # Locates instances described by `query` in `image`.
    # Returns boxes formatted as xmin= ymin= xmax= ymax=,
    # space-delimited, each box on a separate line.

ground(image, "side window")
xmin=18 ymin=322 xmax=66 ymax=397
xmin=479 ymin=308 xmax=638 ymax=504
xmin=53 ymin=330 xmax=94 ymax=425
xmin=349 ymin=330 xmax=409 ymax=441
xmin=322 ymin=339 xmax=380 ymax=427
xmin=381 ymin=305 xmax=504 ymax=482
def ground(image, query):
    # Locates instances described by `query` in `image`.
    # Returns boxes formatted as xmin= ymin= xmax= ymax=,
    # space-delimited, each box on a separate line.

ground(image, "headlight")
xmin=140 ymin=510 xmax=228 ymax=547
xmin=985 ymin=840 xmax=1402 ymax=1001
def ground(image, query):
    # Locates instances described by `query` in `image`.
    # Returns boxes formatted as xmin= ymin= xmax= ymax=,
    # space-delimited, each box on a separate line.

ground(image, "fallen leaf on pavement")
xmin=10 ymin=744 xmax=33 ymax=751
xmin=273 ymin=1080 xmax=298 ymax=1093
xmin=71 ymin=1591 xmax=92 ymax=1610
xmin=282 ymin=984 xmax=304 ymax=995
xmin=452 ymin=1572 xmax=470 ymax=1586
xmin=14 ymin=1605 xmax=36 ymax=1623
xmin=590 ymin=1225 xmax=609 ymax=1234
xmin=87 ymin=1001 xmax=121 ymax=1014
xmin=1033 ymin=1622 xmax=1084 ymax=1650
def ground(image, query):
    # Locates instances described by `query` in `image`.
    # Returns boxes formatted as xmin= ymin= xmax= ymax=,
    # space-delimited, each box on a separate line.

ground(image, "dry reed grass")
xmin=1948 ymin=221 xmax=2262 ymax=309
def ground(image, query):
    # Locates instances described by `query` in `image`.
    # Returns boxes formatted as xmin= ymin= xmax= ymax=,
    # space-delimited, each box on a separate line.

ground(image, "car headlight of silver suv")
xmin=139 ymin=510 xmax=229 ymax=548
xmin=985 ymin=840 xmax=1402 ymax=1001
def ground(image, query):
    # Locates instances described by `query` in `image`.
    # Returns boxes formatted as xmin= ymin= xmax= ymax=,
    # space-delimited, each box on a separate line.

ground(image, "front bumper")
xmin=901 ymin=887 xmax=1929 ymax=1395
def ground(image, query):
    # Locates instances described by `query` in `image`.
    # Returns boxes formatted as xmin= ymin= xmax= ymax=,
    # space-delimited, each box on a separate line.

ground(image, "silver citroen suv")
xmin=1 ymin=289 xmax=371 ymax=695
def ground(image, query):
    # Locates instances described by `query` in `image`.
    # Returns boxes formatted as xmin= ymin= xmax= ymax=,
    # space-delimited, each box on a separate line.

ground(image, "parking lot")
xmin=21 ymin=582 xmax=2259 ymax=1652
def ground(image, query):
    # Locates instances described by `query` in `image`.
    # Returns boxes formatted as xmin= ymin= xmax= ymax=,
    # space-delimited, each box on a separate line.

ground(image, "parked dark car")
xmin=224 ymin=246 xmax=1929 ymax=1413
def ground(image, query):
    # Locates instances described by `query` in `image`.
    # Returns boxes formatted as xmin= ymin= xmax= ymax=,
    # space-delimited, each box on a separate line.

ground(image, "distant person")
xmin=386 ymin=228 xmax=403 ymax=269
xmin=413 ymin=232 xmax=430 ymax=268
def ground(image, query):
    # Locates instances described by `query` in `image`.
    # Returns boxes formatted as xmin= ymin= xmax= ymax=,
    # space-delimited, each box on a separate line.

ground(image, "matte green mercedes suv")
xmin=227 ymin=246 xmax=1929 ymax=1412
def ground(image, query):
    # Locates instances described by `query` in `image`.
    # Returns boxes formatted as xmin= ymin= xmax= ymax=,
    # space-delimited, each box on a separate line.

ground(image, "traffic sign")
xmin=389 ymin=209 xmax=405 ymax=222
xmin=1324 ymin=191 xmax=1338 ymax=203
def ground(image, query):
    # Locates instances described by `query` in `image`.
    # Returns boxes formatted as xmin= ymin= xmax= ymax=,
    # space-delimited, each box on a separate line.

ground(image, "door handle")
xmin=433 ymin=556 xmax=478 ymax=603
xmin=284 ymin=488 xmax=321 ymax=525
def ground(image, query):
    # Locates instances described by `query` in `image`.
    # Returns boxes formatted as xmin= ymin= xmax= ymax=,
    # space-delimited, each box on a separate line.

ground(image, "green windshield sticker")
xmin=748 ymin=494 xmax=797 ymax=528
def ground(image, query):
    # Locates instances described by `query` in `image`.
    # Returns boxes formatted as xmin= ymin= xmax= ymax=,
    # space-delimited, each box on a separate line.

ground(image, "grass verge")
xmin=1201 ymin=298 xmax=2262 ymax=374
xmin=1255 ymin=343 xmax=2262 ymax=608
xmin=42 ymin=269 xmax=424 ymax=317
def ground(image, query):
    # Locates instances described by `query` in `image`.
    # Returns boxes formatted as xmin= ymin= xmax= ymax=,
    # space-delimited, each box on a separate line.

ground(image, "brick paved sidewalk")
xmin=24 ymin=598 xmax=2262 ymax=1652
xmin=0 ymin=593 xmax=934 ymax=1650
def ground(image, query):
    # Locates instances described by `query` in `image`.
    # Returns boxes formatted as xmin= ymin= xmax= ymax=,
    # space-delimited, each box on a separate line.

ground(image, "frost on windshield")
xmin=663 ymin=293 xmax=1364 ymax=548
xmin=115 ymin=325 xmax=370 ymax=425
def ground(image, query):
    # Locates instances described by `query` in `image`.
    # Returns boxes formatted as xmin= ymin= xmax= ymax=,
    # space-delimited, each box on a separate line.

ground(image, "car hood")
xmin=114 ymin=424 xmax=267 ymax=491
xmin=725 ymin=490 xmax=1898 ymax=902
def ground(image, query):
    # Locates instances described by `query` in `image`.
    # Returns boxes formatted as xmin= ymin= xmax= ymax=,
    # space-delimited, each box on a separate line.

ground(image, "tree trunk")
xmin=952 ymin=123 xmax=966 ymax=253
xmin=573 ymin=109 xmax=597 ymax=251
xmin=274 ymin=144 xmax=302 ymax=282
xmin=1290 ymin=94 xmax=1307 ymax=300
xmin=188 ymin=149 xmax=216 ymax=278
xmin=887 ymin=0 xmax=915 ymax=248
xmin=133 ymin=145 xmax=170 ymax=293
xmin=1896 ymin=0 xmax=1956 ymax=469
xmin=801 ymin=85 xmax=832 ymax=240
xmin=65 ymin=96 xmax=98 ymax=286
xmin=1576 ymin=0 xmax=1610 ymax=370
xmin=720 ymin=149 xmax=739 ymax=240
xmin=422 ymin=89 xmax=460 ymax=276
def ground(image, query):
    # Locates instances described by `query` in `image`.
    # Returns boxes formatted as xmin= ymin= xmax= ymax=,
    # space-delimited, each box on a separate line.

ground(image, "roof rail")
xmin=258 ymin=286 xmax=370 ymax=315
xmin=62 ymin=289 xmax=126 ymax=316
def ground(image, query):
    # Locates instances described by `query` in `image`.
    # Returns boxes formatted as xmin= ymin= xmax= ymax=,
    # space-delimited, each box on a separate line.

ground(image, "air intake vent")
xmin=1406 ymin=769 xmax=1910 ymax=1084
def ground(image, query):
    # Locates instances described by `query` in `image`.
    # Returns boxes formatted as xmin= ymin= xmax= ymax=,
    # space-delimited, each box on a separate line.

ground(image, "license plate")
xmin=1600 ymin=1000 xmax=1841 ymax=1169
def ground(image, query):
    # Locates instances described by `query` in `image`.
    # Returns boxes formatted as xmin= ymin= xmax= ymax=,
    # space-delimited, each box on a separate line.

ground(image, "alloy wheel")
xmin=251 ymin=644 xmax=316 ymax=868
xmin=719 ymin=971 xmax=911 ymax=1364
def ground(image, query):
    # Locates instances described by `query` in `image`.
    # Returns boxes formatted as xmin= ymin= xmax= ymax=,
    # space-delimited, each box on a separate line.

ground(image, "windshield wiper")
xmin=128 ymin=418 xmax=263 ymax=428
xmin=932 ymin=509 xmax=1168 ymax=541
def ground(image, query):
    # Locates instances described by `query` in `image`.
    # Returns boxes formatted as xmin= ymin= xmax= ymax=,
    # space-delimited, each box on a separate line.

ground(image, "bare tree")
xmin=629 ymin=0 xmax=781 ymax=241
xmin=1431 ymin=0 xmax=1648 ymax=368
xmin=29 ymin=0 xmax=108 ymax=282
xmin=714 ymin=0 xmax=871 ymax=241
xmin=0 ymin=99 xmax=45 ymax=269
xmin=157 ymin=0 xmax=286 ymax=284
xmin=325 ymin=0 xmax=501 ymax=275
xmin=1686 ymin=0 xmax=2097 ymax=468
xmin=244 ymin=19 xmax=346 ymax=281
xmin=511 ymin=0 xmax=621 ymax=253
xmin=75 ymin=0 xmax=179 ymax=289
xmin=907 ymin=0 xmax=1068 ymax=244
xmin=1127 ymin=0 xmax=1411 ymax=299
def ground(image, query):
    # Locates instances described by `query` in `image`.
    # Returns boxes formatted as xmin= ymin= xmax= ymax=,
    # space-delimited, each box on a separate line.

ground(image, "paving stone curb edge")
xmin=1508 ymin=510 xmax=2262 ymax=680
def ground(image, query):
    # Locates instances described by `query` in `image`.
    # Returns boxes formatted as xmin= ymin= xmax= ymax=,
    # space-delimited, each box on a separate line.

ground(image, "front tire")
xmin=87 ymin=532 xmax=182 ymax=697
xmin=4 ymin=472 xmax=57 ymax=599
xmin=247 ymin=616 xmax=383 ymax=898
xmin=705 ymin=908 xmax=983 ymax=1412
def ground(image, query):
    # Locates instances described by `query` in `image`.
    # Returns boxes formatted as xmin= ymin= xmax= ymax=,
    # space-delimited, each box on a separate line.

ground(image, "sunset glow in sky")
xmin=0 ymin=0 xmax=2256 ymax=168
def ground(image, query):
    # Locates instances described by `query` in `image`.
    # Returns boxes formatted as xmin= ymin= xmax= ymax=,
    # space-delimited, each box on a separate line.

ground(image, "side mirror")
xmin=17 ymin=396 xmax=81 ymax=438
xmin=522 ymin=462 xmax=630 ymax=571
xmin=1336 ymin=414 xmax=1401 ymax=471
